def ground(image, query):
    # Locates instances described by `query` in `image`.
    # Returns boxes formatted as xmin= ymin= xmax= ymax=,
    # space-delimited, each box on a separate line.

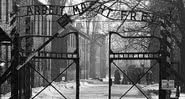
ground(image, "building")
xmin=48 ymin=0 xmax=68 ymax=82
xmin=94 ymin=34 xmax=106 ymax=78
xmin=88 ymin=16 xmax=107 ymax=79
xmin=16 ymin=0 xmax=53 ymax=87
xmin=0 ymin=0 xmax=14 ymax=94
xmin=0 ymin=0 xmax=14 ymax=69
xmin=66 ymin=16 xmax=91 ymax=80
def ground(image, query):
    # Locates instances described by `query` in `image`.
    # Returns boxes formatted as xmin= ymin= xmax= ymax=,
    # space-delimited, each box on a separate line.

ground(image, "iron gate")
xmin=108 ymin=31 xmax=163 ymax=99
xmin=19 ymin=32 xmax=80 ymax=99
xmin=2 ymin=31 xmax=80 ymax=99
xmin=10 ymin=4 xmax=81 ymax=98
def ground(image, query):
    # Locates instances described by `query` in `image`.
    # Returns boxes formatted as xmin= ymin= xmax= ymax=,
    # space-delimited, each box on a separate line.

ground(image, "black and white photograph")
xmin=0 ymin=0 xmax=185 ymax=99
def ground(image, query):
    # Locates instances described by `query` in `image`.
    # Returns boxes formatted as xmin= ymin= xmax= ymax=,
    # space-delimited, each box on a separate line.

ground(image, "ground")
xmin=1 ymin=79 xmax=185 ymax=99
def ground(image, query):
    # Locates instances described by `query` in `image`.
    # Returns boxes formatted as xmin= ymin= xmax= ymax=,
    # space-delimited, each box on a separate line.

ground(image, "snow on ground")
xmin=141 ymin=83 xmax=185 ymax=99
xmin=141 ymin=84 xmax=159 ymax=90
xmin=1 ymin=80 xmax=185 ymax=99
xmin=179 ymin=93 xmax=185 ymax=99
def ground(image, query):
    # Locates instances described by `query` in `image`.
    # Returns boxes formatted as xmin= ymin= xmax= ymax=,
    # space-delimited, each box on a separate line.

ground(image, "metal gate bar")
xmin=11 ymin=33 xmax=20 ymax=99
xmin=108 ymin=31 xmax=162 ymax=99
xmin=75 ymin=32 xmax=80 ymax=99
xmin=29 ymin=62 xmax=75 ymax=99
xmin=112 ymin=61 xmax=151 ymax=99
xmin=2 ymin=31 xmax=80 ymax=99
xmin=27 ymin=32 xmax=80 ymax=99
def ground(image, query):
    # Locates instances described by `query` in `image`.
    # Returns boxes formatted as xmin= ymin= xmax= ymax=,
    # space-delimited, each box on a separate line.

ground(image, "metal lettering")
xmin=130 ymin=11 xmax=136 ymax=21
xmin=34 ymin=5 xmax=41 ymax=15
xmin=49 ymin=5 xmax=54 ymax=14
xmin=27 ymin=6 xmax=33 ymax=16
xmin=42 ymin=5 xmax=48 ymax=15
xmin=60 ymin=6 xmax=65 ymax=15
xmin=73 ymin=5 xmax=81 ymax=15
xmin=121 ymin=11 xmax=128 ymax=20
xmin=97 ymin=5 xmax=106 ymax=15
xmin=20 ymin=1 xmax=164 ymax=24
xmin=81 ymin=2 xmax=87 ymax=12
xmin=106 ymin=7 xmax=112 ymax=18
xmin=141 ymin=12 xmax=151 ymax=21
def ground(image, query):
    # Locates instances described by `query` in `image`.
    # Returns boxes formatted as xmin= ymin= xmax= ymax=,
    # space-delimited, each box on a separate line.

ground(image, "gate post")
xmin=11 ymin=33 xmax=19 ymax=99
xmin=159 ymin=59 xmax=168 ymax=99
xmin=75 ymin=32 xmax=80 ymax=99
xmin=108 ymin=58 xmax=112 ymax=99
xmin=159 ymin=29 xmax=172 ymax=99
xmin=108 ymin=32 xmax=112 ymax=99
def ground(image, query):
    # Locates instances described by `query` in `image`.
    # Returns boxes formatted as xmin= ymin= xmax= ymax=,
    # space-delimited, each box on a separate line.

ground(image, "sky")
xmin=38 ymin=0 xmax=48 ymax=5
